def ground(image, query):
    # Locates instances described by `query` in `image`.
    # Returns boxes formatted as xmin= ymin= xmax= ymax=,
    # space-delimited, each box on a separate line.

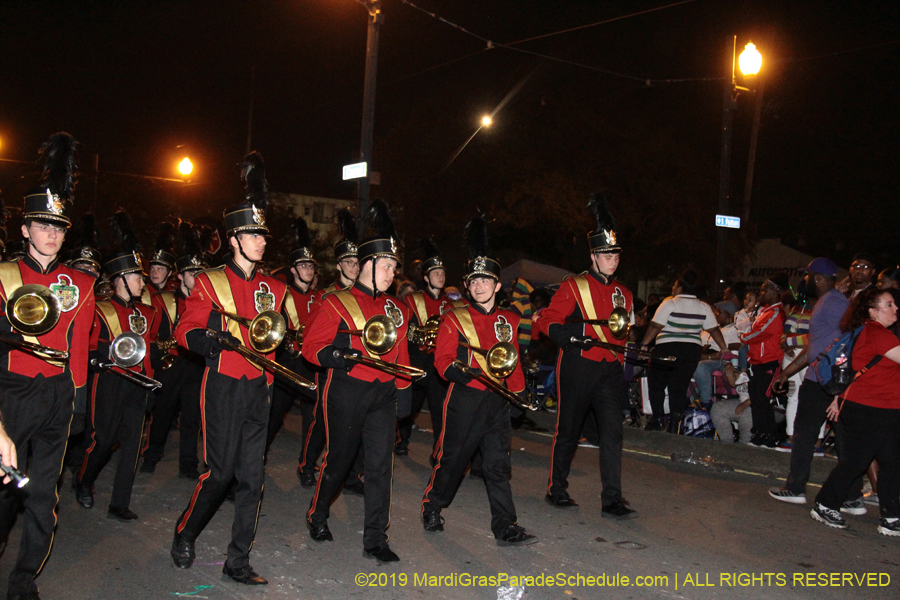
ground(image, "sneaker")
xmin=769 ymin=487 xmax=806 ymax=504
xmin=813 ymin=446 xmax=825 ymax=457
xmin=878 ymin=518 xmax=900 ymax=537
xmin=840 ymin=497 xmax=867 ymax=516
xmin=863 ymin=492 xmax=879 ymax=506
xmin=810 ymin=503 xmax=847 ymax=529
xmin=775 ymin=441 xmax=793 ymax=453
xmin=577 ymin=438 xmax=599 ymax=449
xmin=735 ymin=372 xmax=750 ymax=386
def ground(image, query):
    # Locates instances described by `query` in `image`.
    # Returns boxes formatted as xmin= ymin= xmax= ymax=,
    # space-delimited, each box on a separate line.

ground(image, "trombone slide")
xmin=0 ymin=335 xmax=69 ymax=360
xmin=207 ymin=330 xmax=317 ymax=390
xmin=569 ymin=337 xmax=675 ymax=362
xmin=90 ymin=359 xmax=162 ymax=390
xmin=450 ymin=360 xmax=541 ymax=412
xmin=336 ymin=350 xmax=426 ymax=380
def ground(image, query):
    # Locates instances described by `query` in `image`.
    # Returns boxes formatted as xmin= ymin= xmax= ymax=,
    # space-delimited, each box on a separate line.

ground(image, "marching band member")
xmin=396 ymin=237 xmax=461 ymax=458
xmin=170 ymin=152 xmax=296 ymax=585
xmin=140 ymin=221 xmax=207 ymax=478
xmin=0 ymin=133 xmax=96 ymax=600
xmin=297 ymin=208 xmax=359 ymax=487
xmin=421 ymin=215 xmax=536 ymax=546
xmin=267 ymin=217 xmax=319 ymax=455
xmin=535 ymin=193 xmax=637 ymax=519
xmin=75 ymin=210 xmax=157 ymax=522
xmin=66 ymin=213 xmax=103 ymax=278
xmin=143 ymin=221 xmax=178 ymax=300
xmin=302 ymin=199 xmax=411 ymax=563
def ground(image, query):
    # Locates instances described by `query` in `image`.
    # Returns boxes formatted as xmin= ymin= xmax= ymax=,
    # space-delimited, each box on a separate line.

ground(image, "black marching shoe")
xmin=666 ymin=413 xmax=682 ymax=434
xmin=139 ymin=460 xmax=157 ymax=474
xmin=363 ymin=544 xmax=400 ymax=563
xmin=171 ymin=532 xmax=195 ymax=569
xmin=422 ymin=512 xmax=444 ymax=532
xmin=307 ymin=521 xmax=333 ymax=542
xmin=545 ymin=493 xmax=578 ymax=508
xmin=601 ymin=499 xmax=638 ymax=520
xmin=497 ymin=524 xmax=538 ymax=547
xmin=107 ymin=506 xmax=138 ymax=522
xmin=344 ymin=480 xmax=365 ymax=495
xmin=179 ymin=467 xmax=201 ymax=480
xmin=223 ymin=564 xmax=268 ymax=585
xmin=74 ymin=480 xmax=94 ymax=509
xmin=298 ymin=469 xmax=317 ymax=488
xmin=394 ymin=443 xmax=409 ymax=456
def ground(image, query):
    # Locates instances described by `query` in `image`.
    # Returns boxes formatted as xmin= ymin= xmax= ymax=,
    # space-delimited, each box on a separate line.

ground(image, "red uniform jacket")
xmin=535 ymin=270 xmax=633 ymax=363
xmin=0 ymin=254 xmax=96 ymax=390
xmin=90 ymin=295 xmax=158 ymax=377
xmin=302 ymin=283 xmax=411 ymax=389
xmin=434 ymin=304 xmax=525 ymax=394
xmin=175 ymin=259 xmax=293 ymax=383
xmin=283 ymin=282 xmax=317 ymax=355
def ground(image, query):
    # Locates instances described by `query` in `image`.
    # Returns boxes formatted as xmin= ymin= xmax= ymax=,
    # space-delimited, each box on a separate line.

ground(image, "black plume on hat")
xmin=71 ymin=213 xmax=99 ymax=249
xmin=464 ymin=213 xmax=489 ymax=261
xmin=39 ymin=132 xmax=78 ymax=201
xmin=337 ymin=208 xmax=358 ymax=243
xmin=292 ymin=217 xmax=313 ymax=249
xmin=177 ymin=221 xmax=200 ymax=257
xmin=588 ymin=191 xmax=616 ymax=234
xmin=154 ymin=221 xmax=177 ymax=254
xmin=362 ymin=199 xmax=399 ymax=242
xmin=110 ymin=210 xmax=140 ymax=254
xmin=240 ymin=151 xmax=267 ymax=212
xmin=419 ymin=237 xmax=440 ymax=261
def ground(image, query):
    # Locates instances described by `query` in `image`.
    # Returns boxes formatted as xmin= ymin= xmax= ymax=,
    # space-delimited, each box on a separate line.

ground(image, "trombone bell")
xmin=485 ymin=342 xmax=518 ymax=379
xmin=214 ymin=308 xmax=286 ymax=354
xmin=606 ymin=307 xmax=630 ymax=341
xmin=7 ymin=284 xmax=61 ymax=335
xmin=352 ymin=315 xmax=397 ymax=356
xmin=110 ymin=333 xmax=146 ymax=368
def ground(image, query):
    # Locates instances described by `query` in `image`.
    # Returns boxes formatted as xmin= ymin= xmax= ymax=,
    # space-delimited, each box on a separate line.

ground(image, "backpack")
xmin=810 ymin=325 xmax=881 ymax=395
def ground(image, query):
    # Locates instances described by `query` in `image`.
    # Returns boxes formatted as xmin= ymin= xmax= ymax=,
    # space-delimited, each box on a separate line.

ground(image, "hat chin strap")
xmin=235 ymin=234 xmax=258 ymax=266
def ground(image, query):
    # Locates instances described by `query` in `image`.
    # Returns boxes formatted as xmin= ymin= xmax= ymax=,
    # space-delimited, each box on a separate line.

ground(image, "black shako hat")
xmin=464 ymin=214 xmax=501 ymax=282
xmin=333 ymin=208 xmax=358 ymax=261
xmin=223 ymin=151 xmax=269 ymax=236
xmin=288 ymin=217 xmax=316 ymax=265
xmin=419 ymin=237 xmax=444 ymax=274
xmin=149 ymin=221 xmax=177 ymax=269
xmin=68 ymin=213 xmax=102 ymax=271
xmin=175 ymin=221 xmax=210 ymax=273
xmin=587 ymin=191 xmax=621 ymax=254
xmin=104 ymin=210 xmax=145 ymax=277
xmin=357 ymin=199 xmax=400 ymax=265
xmin=23 ymin=132 xmax=78 ymax=228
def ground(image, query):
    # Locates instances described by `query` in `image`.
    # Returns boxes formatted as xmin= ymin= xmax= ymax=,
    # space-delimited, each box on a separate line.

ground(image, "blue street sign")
xmin=715 ymin=215 xmax=741 ymax=229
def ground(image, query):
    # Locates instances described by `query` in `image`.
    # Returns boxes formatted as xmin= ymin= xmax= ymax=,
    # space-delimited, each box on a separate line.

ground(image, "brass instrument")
xmin=336 ymin=315 xmax=426 ymax=379
xmin=2 ymin=284 xmax=69 ymax=360
xmin=282 ymin=323 xmax=306 ymax=359
xmin=454 ymin=341 xmax=540 ymax=411
xmin=90 ymin=332 xmax=163 ymax=390
xmin=568 ymin=337 xmax=675 ymax=362
xmin=213 ymin=308 xmax=286 ymax=354
xmin=157 ymin=337 xmax=178 ymax=370
xmin=566 ymin=306 xmax=630 ymax=340
xmin=206 ymin=329 xmax=316 ymax=390
xmin=408 ymin=315 xmax=440 ymax=348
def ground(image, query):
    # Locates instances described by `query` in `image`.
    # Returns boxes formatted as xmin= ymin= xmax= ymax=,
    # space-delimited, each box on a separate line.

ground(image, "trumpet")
xmin=2 ymin=284 xmax=69 ymax=360
xmin=337 ymin=315 xmax=426 ymax=379
xmin=206 ymin=329 xmax=316 ymax=390
xmin=408 ymin=315 xmax=440 ymax=348
xmin=90 ymin=332 xmax=163 ymax=390
xmin=213 ymin=308 xmax=285 ymax=354
xmin=566 ymin=306 xmax=630 ymax=340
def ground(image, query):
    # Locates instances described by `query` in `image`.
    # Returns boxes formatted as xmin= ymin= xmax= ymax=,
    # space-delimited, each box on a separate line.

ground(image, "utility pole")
xmin=357 ymin=0 xmax=382 ymax=218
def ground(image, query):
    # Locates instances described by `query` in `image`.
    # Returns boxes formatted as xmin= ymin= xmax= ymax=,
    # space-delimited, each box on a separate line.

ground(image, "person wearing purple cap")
xmin=769 ymin=257 xmax=866 ymax=513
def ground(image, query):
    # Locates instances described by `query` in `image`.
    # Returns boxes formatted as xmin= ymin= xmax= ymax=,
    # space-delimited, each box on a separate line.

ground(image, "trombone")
xmin=209 ymin=309 xmax=316 ymax=390
xmin=568 ymin=337 xmax=675 ymax=362
xmin=90 ymin=332 xmax=163 ymax=390
xmin=335 ymin=315 xmax=425 ymax=379
xmin=1 ymin=284 xmax=70 ymax=360
xmin=454 ymin=341 xmax=542 ymax=412
xmin=566 ymin=306 xmax=630 ymax=340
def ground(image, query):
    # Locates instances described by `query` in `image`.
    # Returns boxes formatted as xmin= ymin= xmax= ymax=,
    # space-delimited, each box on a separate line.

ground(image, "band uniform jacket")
xmin=90 ymin=295 xmax=158 ymax=378
xmin=434 ymin=304 xmax=526 ymax=394
xmin=535 ymin=270 xmax=633 ymax=364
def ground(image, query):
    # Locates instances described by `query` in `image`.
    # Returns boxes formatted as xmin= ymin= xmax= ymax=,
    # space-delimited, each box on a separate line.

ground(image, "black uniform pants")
xmin=299 ymin=375 xmax=364 ymax=487
xmin=816 ymin=401 xmax=900 ymax=518
xmin=307 ymin=370 xmax=396 ymax=549
xmin=77 ymin=372 xmax=147 ymax=510
xmin=548 ymin=353 xmax=625 ymax=506
xmin=266 ymin=355 xmax=316 ymax=454
xmin=647 ymin=342 xmax=702 ymax=417
xmin=143 ymin=358 xmax=202 ymax=471
xmin=422 ymin=385 xmax=516 ymax=537
xmin=397 ymin=353 xmax=448 ymax=451
xmin=0 ymin=373 xmax=73 ymax=597
xmin=175 ymin=371 xmax=270 ymax=570
xmin=785 ymin=379 xmax=861 ymax=496
xmin=749 ymin=360 xmax=780 ymax=436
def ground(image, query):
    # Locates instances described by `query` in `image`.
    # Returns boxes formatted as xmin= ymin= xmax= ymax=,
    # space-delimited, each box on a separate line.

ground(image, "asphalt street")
xmin=1 ymin=408 xmax=897 ymax=600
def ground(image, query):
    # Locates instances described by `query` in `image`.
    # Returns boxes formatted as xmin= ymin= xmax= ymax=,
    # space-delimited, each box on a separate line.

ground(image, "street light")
xmin=715 ymin=36 xmax=762 ymax=295
xmin=481 ymin=115 xmax=493 ymax=127
xmin=178 ymin=157 xmax=193 ymax=177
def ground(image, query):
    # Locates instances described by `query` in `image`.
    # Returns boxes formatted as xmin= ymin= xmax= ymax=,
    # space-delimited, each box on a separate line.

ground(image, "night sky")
xmin=2 ymin=1 xmax=898 ymax=279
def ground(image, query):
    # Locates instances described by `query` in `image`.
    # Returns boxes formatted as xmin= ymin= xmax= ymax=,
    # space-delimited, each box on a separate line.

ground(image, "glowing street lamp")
xmin=178 ymin=157 xmax=193 ymax=177
xmin=738 ymin=42 xmax=762 ymax=76
xmin=481 ymin=115 xmax=493 ymax=127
